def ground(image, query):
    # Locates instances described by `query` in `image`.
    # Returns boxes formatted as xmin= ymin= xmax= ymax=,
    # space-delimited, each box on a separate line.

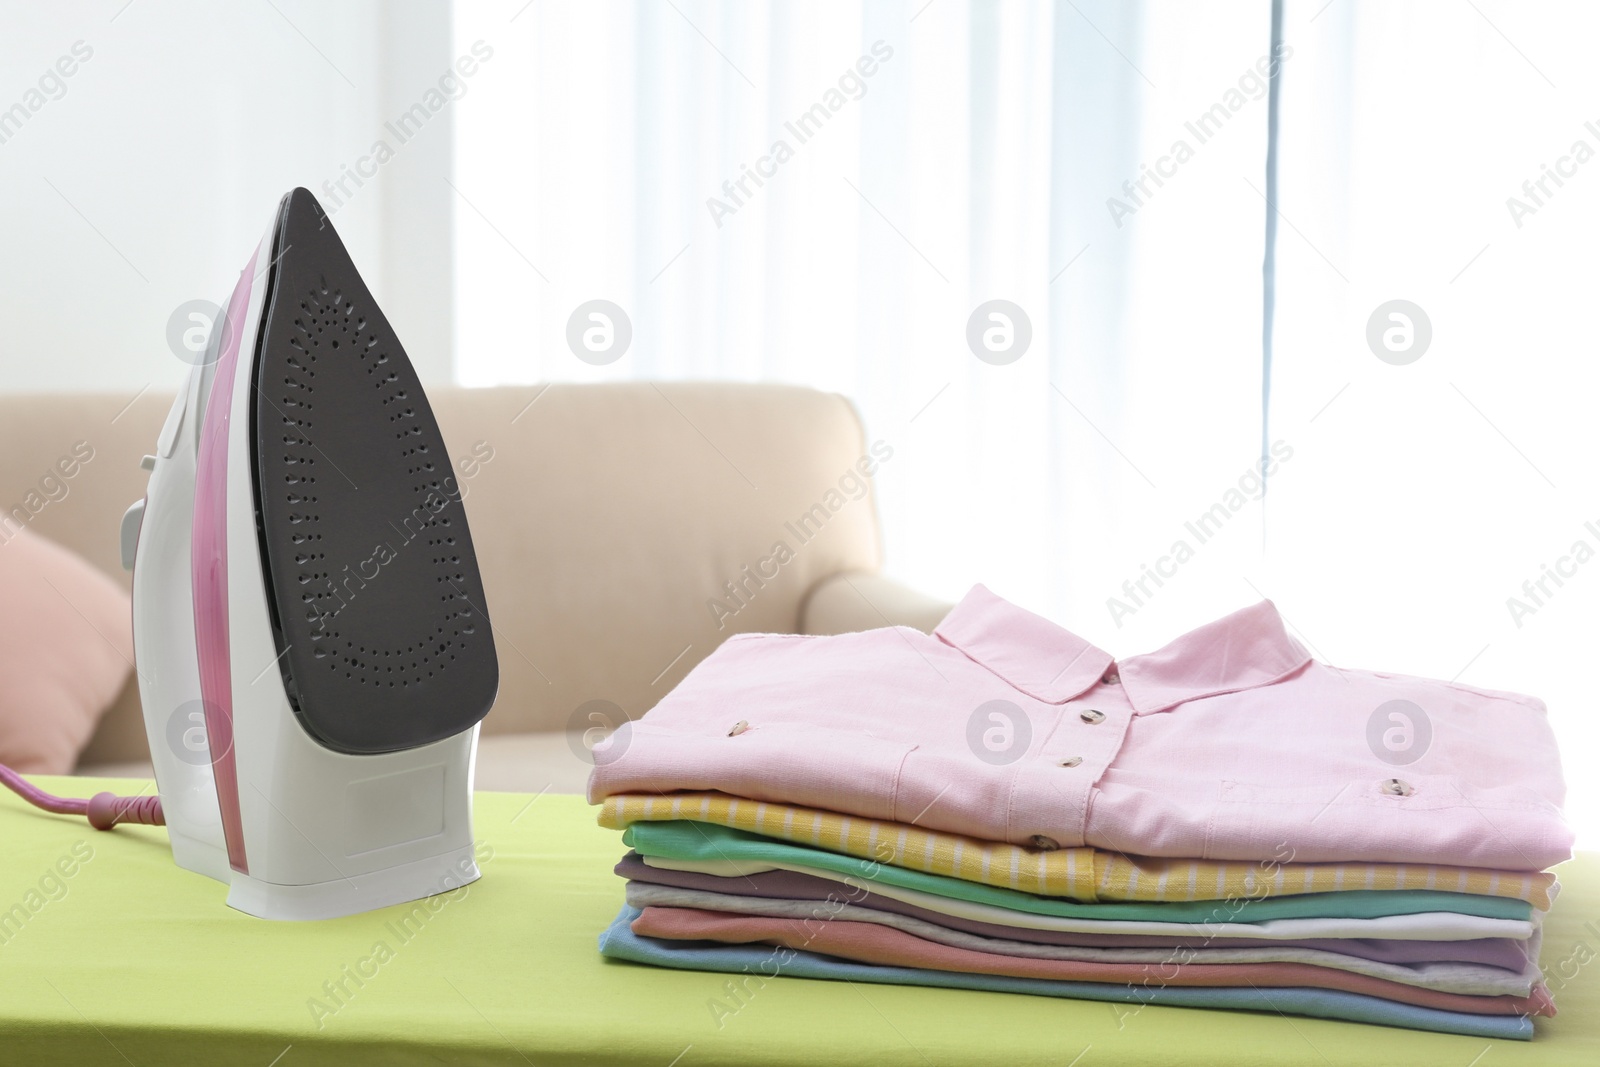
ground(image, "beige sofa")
xmin=0 ymin=383 xmax=951 ymax=792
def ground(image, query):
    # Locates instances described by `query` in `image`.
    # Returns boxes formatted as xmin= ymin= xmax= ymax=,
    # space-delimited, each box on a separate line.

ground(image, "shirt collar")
xmin=934 ymin=585 xmax=1112 ymax=704
xmin=934 ymin=585 xmax=1311 ymax=711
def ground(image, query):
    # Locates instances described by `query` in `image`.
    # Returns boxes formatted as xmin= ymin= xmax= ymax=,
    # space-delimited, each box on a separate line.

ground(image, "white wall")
xmin=0 ymin=0 xmax=456 ymax=395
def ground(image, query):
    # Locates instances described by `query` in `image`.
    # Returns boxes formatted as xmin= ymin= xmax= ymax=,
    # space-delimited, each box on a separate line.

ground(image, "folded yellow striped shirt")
xmin=597 ymin=793 xmax=1554 ymax=909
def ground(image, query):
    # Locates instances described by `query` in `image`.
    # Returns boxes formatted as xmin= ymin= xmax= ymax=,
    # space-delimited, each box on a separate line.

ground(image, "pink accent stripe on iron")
xmin=193 ymin=250 xmax=259 ymax=875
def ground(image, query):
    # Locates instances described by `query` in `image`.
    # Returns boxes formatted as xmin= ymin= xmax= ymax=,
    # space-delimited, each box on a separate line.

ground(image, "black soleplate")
xmin=249 ymin=188 xmax=498 ymax=754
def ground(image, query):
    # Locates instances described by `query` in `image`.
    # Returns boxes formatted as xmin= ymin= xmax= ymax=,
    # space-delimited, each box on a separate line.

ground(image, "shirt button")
xmin=1030 ymin=835 xmax=1062 ymax=851
xmin=1102 ymin=669 xmax=1120 ymax=685
xmin=1381 ymin=778 xmax=1415 ymax=796
xmin=1079 ymin=709 xmax=1106 ymax=725
xmin=1059 ymin=756 xmax=1083 ymax=767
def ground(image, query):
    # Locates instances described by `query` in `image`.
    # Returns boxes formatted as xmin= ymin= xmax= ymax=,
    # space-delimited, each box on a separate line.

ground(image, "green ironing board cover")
xmin=1 ymin=777 xmax=1595 ymax=1066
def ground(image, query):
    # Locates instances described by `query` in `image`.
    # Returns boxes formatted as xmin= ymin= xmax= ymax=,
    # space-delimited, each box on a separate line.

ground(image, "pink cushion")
xmin=0 ymin=527 xmax=132 ymax=772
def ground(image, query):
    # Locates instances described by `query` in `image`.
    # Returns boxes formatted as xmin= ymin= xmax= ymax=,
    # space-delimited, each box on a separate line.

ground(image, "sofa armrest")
xmin=74 ymin=673 xmax=150 ymax=771
xmin=800 ymin=571 xmax=953 ymax=636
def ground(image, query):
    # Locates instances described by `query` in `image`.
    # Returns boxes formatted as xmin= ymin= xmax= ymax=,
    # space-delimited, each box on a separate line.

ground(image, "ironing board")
xmin=2 ymin=777 xmax=1596 ymax=1066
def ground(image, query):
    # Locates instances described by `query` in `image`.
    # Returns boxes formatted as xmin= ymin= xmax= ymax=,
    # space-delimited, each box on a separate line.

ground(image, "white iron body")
xmin=125 ymin=218 xmax=481 ymax=921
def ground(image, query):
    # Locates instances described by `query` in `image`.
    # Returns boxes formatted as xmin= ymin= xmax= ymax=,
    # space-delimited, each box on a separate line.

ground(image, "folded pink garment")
xmin=591 ymin=585 xmax=1572 ymax=868
xmin=630 ymin=906 xmax=1555 ymax=1017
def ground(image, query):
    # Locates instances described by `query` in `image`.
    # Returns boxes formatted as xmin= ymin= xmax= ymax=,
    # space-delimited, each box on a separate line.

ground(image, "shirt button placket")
xmin=1020 ymin=667 xmax=1131 ymax=852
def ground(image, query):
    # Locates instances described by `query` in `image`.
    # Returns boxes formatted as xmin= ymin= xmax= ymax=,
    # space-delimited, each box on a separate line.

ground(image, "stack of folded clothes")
xmin=588 ymin=585 xmax=1572 ymax=1039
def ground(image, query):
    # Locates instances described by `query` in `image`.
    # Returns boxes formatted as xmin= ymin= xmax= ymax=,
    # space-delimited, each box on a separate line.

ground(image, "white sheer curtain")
xmin=1271 ymin=0 xmax=1600 ymax=842
xmin=452 ymin=0 xmax=1272 ymax=636
xmin=452 ymin=0 xmax=1594 ymax=840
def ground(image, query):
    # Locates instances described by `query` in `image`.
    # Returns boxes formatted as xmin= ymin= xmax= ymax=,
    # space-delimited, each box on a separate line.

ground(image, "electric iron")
xmin=14 ymin=187 xmax=500 ymax=920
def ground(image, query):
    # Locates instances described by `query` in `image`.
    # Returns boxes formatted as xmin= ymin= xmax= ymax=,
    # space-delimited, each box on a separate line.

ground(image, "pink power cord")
xmin=0 ymin=762 xmax=165 ymax=830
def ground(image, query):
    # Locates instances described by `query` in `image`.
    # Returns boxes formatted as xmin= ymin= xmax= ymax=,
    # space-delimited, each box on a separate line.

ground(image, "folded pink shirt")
xmin=589 ymin=585 xmax=1571 ymax=870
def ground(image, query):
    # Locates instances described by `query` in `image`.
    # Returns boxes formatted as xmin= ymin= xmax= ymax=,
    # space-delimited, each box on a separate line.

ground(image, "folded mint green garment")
xmin=597 ymin=907 xmax=1534 ymax=1040
xmin=622 ymin=822 xmax=1532 ymax=924
xmin=641 ymin=854 xmax=1534 ymax=941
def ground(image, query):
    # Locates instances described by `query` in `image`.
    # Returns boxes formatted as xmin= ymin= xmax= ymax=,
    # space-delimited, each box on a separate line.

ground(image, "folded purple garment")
xmin=615 ymin=853 xmax=1533 ymax=972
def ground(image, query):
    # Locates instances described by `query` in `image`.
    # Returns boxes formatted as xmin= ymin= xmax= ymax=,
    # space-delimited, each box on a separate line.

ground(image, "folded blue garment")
xmin=598 ymin=906 xmax=1534 ymax=1040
